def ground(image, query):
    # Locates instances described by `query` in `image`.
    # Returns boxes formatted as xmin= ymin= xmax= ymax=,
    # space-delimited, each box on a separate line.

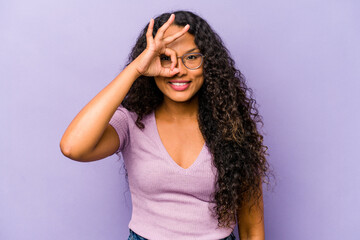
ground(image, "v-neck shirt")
xmin=109 ymin=104 xmax=235 ymax=240
xmin=153 ymin=110 xmax=206 ymax=171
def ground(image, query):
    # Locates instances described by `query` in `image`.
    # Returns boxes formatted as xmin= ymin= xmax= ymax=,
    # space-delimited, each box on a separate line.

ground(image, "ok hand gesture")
xmin=134 ymin=14 xmax=190 ymax=77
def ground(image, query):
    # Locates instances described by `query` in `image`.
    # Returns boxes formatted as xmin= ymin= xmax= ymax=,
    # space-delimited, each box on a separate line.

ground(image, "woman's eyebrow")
xmin=185 ymin=47 xmax=199 ymax=53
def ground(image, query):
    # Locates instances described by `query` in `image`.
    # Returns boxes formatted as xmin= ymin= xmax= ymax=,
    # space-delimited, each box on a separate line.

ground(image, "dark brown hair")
xmin=122 ymin=10 xmax=273 ymax=228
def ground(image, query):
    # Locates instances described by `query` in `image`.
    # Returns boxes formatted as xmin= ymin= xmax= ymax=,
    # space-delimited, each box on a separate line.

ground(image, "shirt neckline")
xmin=151 ymin=110 xmax=206 ymax=172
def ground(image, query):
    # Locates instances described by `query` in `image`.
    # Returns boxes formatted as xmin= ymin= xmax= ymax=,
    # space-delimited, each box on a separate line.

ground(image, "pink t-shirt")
xmin=109 ymin=105 xmax=235 ymax=240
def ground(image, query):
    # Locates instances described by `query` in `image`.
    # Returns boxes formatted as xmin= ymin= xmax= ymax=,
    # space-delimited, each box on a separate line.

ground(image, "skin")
xmin=153 ymin=25 xmax=205 ymax=169
xmin=237 ymin=182 xmax=265 ymax=239
xmin=154 ymin=25 xmax=204 ymax=106
xmin=147 ymin=20 xmax=265 ymax=239
xmin=60 ymin=13 xmax=264 ymax=239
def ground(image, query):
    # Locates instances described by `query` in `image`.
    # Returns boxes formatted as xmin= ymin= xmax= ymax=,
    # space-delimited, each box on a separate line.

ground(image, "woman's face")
xmin=154 ymin=25 xmax=204 ymax=103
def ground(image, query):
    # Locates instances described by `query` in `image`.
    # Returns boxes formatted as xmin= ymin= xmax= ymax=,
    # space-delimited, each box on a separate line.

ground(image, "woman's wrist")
xmin=125 ymin=58 xmax=143 ymax=79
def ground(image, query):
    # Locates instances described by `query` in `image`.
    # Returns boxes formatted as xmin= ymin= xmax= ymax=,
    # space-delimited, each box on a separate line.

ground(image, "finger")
xmin=163 ymin=24 xmax=190 ymax=44
xmin=163 ymin=48 xmax=178 ymax=70
xmin=154 ymin=13 xmax=175 ymax=41
xmin=159 ymin=67 xmax=179 ymax=77
xmin=146 ymin=18 xmax=155 ymax=47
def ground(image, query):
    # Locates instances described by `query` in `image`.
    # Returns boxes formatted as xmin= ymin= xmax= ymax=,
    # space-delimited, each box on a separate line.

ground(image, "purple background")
xmin=1 ymin=0 xmax=359 ymax=239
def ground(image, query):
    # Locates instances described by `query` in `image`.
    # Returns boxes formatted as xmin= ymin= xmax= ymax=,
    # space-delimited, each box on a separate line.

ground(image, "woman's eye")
xmin=186 ymin=54 xmax=198 ymax=60
xmin=160 ymin=55 xmax=171 ymax=61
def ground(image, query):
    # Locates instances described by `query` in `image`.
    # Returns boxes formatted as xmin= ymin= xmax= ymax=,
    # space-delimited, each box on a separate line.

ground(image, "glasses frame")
xmin=161 ymin=52 xmax=205 ymax=70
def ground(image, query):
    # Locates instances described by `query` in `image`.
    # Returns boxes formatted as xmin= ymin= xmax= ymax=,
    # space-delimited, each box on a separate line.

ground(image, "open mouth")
xmin=169 ymin=82 xmax=190 ymax=86
xmin=168 ymin=81 xmax=191 ymax=91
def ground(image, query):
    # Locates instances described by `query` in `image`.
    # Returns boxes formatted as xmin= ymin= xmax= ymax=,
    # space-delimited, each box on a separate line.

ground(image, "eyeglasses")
xmin=160 ymin=53 xmax=204 ymax=70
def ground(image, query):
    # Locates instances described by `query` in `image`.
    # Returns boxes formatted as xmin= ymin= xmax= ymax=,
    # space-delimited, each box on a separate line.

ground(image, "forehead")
xmin=162 ymin=24 xmax=197 ymax=52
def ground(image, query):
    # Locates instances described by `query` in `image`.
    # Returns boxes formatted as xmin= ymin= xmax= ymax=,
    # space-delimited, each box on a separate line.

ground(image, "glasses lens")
xmin=160 ymin=53 xmax=204 ymax=69
xmin=183 ymin=53 xmax=203 ymax=69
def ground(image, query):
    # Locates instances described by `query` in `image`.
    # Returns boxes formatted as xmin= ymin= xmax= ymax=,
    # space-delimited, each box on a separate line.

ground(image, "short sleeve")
xmin=109 ymin=105 xmax=130 ymax=154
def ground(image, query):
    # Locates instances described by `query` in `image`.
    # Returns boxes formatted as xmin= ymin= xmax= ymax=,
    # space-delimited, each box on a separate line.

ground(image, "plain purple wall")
xmin=1 ymin=0 xmax=359 ymax=239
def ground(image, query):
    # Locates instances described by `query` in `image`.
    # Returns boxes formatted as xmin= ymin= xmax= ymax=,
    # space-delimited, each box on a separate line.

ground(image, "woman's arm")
xmin=60 ymin=62 xmax=141 ymax=161
xmin=60 ymin=14 xmax=189 ymax=162
xmin=237 ymin=183 xmax=265 ymax=240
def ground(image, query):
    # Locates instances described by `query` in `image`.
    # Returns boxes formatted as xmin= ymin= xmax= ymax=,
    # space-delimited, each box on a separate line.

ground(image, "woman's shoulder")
xmin=115 ymin=104 xmax=134 ymax=116
xmin=114 ymin=104 xmax=153 ymax=125
xmin=113 ymin=104 xmax=135 ymax=123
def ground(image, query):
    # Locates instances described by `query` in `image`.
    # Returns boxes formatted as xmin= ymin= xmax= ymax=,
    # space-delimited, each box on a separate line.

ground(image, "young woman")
xmin=60 ymin=10 xmax=270 ymax=240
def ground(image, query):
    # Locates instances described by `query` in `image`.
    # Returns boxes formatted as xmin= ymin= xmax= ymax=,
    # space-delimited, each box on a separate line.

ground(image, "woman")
xmin=60 ymin=10 xmax=270 ymax=240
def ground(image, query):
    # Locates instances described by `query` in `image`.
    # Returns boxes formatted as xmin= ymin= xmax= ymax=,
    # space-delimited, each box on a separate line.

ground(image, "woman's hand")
xmin=134 ymin=14 xmax=190 ymax=77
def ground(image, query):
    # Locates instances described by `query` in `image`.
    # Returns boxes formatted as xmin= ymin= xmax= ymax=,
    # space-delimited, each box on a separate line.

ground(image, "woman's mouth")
xmin=168 ymin=81 xmax=191 ymax=91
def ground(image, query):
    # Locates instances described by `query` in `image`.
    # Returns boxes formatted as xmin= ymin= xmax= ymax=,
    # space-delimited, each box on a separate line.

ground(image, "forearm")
xmin=60 ymin=61 xmax=140 ymax=158
xmin=238 ymin=226 xmax=265 ymax=240
xmin=237 ymin=185 xmax=265 ymax=240
xmin=239 ymin=236 xmax=264 ymax=240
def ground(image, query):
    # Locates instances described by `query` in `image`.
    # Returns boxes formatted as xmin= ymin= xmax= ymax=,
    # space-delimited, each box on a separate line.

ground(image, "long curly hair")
xmin=121 ymin=10 xmax=272 ymax=228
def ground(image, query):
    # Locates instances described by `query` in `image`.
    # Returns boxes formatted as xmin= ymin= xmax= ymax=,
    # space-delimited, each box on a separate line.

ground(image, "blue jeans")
xmin=128 ymin=228 xmax=236 ymax=240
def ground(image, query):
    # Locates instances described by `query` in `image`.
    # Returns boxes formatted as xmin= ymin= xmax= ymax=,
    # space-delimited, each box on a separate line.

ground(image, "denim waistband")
xmin=128 ymin=229 xmax=236 ymax=240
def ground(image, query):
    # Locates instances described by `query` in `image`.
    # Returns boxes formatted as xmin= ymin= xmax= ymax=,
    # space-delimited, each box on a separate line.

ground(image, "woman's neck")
xmin=156 ymin=95 xmax=199 ymax=122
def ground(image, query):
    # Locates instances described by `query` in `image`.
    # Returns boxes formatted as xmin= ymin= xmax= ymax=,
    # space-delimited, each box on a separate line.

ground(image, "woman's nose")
xmin=175 ymin=57 xmax=187 ymax=76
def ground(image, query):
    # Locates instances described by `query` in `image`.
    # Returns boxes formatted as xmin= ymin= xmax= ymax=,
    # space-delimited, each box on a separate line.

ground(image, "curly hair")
xmin=121 ymin=10 xmax=272 ymax=228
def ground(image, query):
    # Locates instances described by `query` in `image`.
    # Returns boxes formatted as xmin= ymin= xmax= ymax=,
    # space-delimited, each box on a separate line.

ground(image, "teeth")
xmin=170 ymin=82 xmax=189 ymax=86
